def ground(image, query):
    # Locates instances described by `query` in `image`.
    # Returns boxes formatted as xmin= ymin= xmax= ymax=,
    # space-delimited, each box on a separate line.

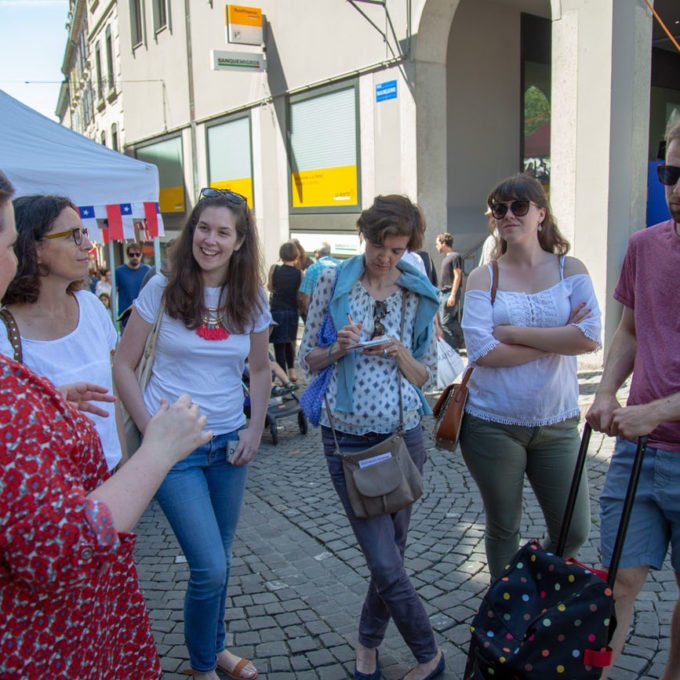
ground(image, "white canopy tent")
xmin=0 ymin=89 xmax=163 ymax=321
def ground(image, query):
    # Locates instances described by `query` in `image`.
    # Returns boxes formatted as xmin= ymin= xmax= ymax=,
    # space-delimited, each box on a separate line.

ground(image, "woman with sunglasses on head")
xmin=0 ymin=194 xmax=126 ymax=472
xmin=459 ymin=173 xmax=602 ymax=581
xmin=114 ymin=187 xmax=271 ymax=680
xmin=0 ymin=172 xmax=211 ymax=679
xmin=298 ymin=195 xmax=444 ymax=680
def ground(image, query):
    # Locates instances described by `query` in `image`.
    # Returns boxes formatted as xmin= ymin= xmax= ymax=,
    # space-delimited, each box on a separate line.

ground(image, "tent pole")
xmin=109 ymin=239 xmax=119 ymax=329
xmin=153 ymin=236 xmax=161 ymax=274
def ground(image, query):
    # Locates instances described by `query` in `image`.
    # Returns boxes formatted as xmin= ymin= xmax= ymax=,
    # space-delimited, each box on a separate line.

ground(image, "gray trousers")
xmin=459 ymin=413 xmax=590 ymax=580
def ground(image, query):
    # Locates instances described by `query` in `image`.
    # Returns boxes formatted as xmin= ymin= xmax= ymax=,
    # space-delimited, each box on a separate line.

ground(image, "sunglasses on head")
xmin=200 ymin=187 xmax=248 ymax=206
xmin=657 ymin=164 xmax=680 ymax=187
xmin=489 ymin=199 xmax=532 ymax=220
xmin=371 ymin=300 xmax=388 ymax=339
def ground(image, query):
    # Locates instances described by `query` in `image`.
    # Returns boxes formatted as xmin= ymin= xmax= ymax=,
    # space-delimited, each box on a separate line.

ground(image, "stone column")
xmin=551 ymin=0 xmax=652 ymax=353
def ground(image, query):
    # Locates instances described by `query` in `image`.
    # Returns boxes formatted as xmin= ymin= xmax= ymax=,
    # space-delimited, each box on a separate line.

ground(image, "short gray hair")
xmin=318 ymin=243 xmax=331 ymax=257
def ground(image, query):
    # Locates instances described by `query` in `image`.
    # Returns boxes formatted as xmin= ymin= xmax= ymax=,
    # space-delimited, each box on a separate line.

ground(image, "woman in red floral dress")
xmin=0 ymin=171 xmax=212 ymax=680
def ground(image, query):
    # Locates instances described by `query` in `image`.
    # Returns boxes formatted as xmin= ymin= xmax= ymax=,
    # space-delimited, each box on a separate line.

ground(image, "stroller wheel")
xmin=270 ymin=418 xmax=279 ymax=445
xmin=298 ymin=410 xmax=308 ymax=435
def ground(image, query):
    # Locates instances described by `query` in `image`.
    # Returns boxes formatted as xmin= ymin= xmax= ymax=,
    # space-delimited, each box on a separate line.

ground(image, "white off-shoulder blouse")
xmin=462 ymin=260 xmax=602 ymax=427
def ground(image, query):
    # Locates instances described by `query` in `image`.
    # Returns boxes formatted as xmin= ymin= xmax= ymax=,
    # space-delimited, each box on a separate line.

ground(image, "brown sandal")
xmin=216 ymin=657 xmax=258 ymax=680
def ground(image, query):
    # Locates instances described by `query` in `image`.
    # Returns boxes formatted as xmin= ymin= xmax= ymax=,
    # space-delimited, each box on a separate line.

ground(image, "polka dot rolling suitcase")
xmin=464 ymin=425 xmax=648 ymax=680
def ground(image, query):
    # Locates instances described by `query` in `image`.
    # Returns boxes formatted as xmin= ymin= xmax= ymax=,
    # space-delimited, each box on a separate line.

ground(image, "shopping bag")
xmin=436 ymin=338 xmax=465 ymax=389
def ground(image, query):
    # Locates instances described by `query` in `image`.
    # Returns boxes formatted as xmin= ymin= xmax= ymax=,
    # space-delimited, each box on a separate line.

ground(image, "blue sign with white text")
xmin=376 ymin=80 xmax=397 ymax=102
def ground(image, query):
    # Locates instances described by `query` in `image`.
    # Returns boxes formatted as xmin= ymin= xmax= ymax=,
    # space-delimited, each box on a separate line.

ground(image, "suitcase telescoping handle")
xmin=555 ymin=423 xmax=647 ymax=587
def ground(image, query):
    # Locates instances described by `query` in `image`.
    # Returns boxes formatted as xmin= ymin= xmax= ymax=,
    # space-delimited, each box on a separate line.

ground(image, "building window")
xmin=95 ymin=43 xmax=103 ymax=100
xmin=206 ymin=115 xmax=253 ymax=208
xmin=288 ymin=83 xmax=360 ymax=211
xmin=521 ymin=13 xmax=551 ymax=189
xmin=100 ymin=131 xmax=106 ymax=146
xmin=105 ymin=26 xmax=115 ymax=90
xmin=130 ymin=0 xmax=144 ymax=47
xmin=111 ymin=123 xmax=119 ymax=152
xmin=136 ymin=136 xmax=185 ymax=213
xmin=152 ymin=0 xmax=168 ymax=33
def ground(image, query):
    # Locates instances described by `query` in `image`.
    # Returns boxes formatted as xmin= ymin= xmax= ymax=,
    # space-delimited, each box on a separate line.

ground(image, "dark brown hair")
xmin=163 ymin=194 xmax=264 ymax=333
xmin=279 ymin=241 xmax=298 ymax=262
xmin=3 ymin=194 xmax=79 ymax=305
xmin=357 ymin=194 xmax=426 ymax=252
xmin=487 ymin=174 xmax=569 ymax=258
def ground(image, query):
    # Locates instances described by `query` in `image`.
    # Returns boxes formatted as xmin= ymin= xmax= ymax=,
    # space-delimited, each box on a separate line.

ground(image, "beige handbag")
xmin=122 ymin=300 xmax=165 ymax=455
xmin=325 ymin=292 xmax=423 ymax=519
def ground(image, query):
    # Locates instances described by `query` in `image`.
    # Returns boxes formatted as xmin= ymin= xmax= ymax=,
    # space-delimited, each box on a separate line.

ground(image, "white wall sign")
xmin=211 ymin=50 xmax=266 ymax=72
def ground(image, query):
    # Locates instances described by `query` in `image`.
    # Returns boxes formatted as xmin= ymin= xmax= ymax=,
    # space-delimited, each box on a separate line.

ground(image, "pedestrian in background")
xmin=268 ymin=240 xmax=302 ymax=384
xmin=116 ymin=242 xmax=149 ymax=326
xmin=114 ymin=187 xmax=271 ymax=680
xmin=298 ymin=242 xmax=339 ymax=316
xmin=0 ymin=194 xmax=126 ymax=471
xmin=459 ymin=173 xmax=601 ymax=580
xmin=435 ymin=232 xmax=464 ymax=350
xmin=299 ymin=194 xmax=444 ymax=680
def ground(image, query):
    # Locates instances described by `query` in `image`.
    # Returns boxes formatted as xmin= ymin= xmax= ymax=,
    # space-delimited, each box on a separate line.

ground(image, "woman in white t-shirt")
xmin=0 ymin=194 xmax=124 ymax=471
xmin=114 ymin=188 xmax=271 ymax=680
xmin=460 ymin=173 xmax=602 ymax=581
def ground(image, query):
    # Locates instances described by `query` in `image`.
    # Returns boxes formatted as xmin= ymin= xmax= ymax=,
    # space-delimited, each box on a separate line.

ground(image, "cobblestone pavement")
xmin=133 ymin=369 xmax=673 ymax=679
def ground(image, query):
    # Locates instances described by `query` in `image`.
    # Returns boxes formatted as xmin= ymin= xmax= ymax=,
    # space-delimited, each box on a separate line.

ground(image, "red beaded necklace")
xmin=196 ymin=306 xmax=230 ymax=341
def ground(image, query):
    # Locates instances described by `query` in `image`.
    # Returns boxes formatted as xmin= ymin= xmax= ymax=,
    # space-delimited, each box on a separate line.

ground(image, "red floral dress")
xmin=0 ymin=357 xmax=161 ymax=679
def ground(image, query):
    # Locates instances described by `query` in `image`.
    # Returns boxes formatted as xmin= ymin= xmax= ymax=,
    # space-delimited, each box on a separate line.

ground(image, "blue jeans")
xmin=321 ymin=424 xmax=438 ymax=663
xmin=155 ymin=431 xmax=248 ymax=672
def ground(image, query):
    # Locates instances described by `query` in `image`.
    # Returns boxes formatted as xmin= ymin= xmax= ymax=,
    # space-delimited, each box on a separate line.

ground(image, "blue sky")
xmin=0 ymin=0 xmax=69 ymax=120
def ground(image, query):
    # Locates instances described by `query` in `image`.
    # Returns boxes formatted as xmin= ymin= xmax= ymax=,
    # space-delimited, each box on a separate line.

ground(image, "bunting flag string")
xmin=78 ymin=202 xmax=165 ymax=243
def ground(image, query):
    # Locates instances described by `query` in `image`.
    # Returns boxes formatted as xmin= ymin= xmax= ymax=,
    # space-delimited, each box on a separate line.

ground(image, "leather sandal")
xmin=216 ymin=657 xmax=258 ymax=680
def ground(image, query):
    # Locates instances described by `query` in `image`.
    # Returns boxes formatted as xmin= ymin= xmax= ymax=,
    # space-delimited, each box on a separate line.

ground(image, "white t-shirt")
xmin=134 ymin=274 xmax=272 ymax=435
xmin=0 ymin=290 xmax=121 ymax=470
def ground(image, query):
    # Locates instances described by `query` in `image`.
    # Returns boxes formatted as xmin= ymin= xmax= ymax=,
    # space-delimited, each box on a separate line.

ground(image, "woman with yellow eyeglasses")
xmin=0 ymin=194 xmax=126 ymax=471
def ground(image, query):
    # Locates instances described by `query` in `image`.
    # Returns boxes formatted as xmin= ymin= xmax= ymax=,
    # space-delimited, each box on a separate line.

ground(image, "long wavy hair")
xmin=3 ymin=194 xmax=79 ymax=305
xmin=487 ymin=174 xmax=569 ymax=259
xmin=163 ymin=194 xmax=264 ymax=333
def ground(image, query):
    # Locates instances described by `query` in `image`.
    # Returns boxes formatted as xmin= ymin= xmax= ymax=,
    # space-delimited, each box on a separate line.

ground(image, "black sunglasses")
xmin=657 ymin=164 xmax=680 ymax=187
xmin=371 ymin=300 xmax=388 ymax=339
xmin=200 ymin=187 xmax=248 ymax=206
xmin=127 ymin=251 xmax=142 ymax=258
xmin=489 ymin=200 xmax=532 ymax=220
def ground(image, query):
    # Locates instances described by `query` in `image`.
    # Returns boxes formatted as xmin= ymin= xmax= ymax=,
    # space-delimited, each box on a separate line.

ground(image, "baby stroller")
xmin=242 ymin=356 xmax=308 ymax=445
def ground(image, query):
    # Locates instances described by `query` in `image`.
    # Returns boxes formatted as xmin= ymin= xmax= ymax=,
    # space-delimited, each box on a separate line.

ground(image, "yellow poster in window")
xmin=291 ymin=165 xmax=357 ymax=208
xmin=159 ymin=186 xmax=185 ymax=213
xmin=210 ymin=178 xmax=253 ymax=209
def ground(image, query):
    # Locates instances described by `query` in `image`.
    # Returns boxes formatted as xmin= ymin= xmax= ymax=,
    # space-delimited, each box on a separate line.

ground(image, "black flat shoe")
xmin=400 ymin=652 xmax=445 ymax=680
xmin=354 ymin=649 xmax=380 ymax=680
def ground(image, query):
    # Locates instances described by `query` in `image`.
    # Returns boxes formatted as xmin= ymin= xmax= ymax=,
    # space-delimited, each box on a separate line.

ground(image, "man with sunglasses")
xmin=587 ymin=122 xmax=680 ymax=679
xmin=116 ymin=244 xmax=150 ymax=328
xmin=435 ymin=232 xmax=464 ymax=350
